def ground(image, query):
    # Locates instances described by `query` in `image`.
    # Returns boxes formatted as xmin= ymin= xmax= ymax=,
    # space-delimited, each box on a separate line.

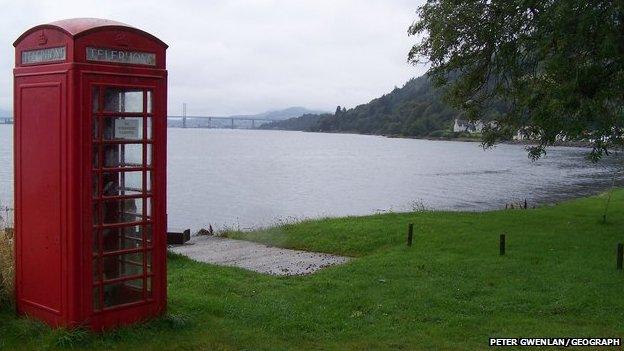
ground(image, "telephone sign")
xmin=86 ymin=47 xmax=156 ymax=66
xmin=21 ymin=46 xmax=66 ymax=64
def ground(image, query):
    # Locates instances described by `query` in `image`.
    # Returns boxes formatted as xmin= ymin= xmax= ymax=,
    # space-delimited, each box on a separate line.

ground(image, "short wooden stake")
xmin=500 ymin=234 xmax=506 ymax=256
xmin=407 ymin=223 xmax=414 ymax=247
xmin=617 ymin=243 xmax=623 ymax=270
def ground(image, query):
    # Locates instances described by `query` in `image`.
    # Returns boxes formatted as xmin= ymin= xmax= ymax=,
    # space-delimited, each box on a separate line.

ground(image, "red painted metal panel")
xmin=17 ymin=82 xmax=64 ymax=316
xmin=14 ymin=18 xmax=167 ymax=49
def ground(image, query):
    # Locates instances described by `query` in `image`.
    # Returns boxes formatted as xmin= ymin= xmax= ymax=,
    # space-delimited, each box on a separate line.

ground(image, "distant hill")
xmin=260 ymin=75 xmax=472 ymax=137
xmin=230 ymin=107 xmax=328 ymax=121
xmin=259 ymin=113 xmax=333 ymax=131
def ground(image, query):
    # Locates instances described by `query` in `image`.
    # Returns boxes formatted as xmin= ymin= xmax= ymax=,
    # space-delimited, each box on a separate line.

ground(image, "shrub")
xmin=0 ymin=227 xmax=14 ymax=306
xmin=427 ymin=129 xmax=446 ymax=137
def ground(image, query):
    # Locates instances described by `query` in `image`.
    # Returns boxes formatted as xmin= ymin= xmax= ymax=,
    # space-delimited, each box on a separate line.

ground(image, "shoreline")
xmin=257 ymin=126 xmax=594 ymax=148
xmin=219 ymin=186 xmax=621 ymax=234
xmin=382 ymin=133 xmax=593 ymax=148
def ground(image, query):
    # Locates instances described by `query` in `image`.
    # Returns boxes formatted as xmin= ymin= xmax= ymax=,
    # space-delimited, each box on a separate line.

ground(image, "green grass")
xmin=1 ymin=191 xmax=624 ymax=350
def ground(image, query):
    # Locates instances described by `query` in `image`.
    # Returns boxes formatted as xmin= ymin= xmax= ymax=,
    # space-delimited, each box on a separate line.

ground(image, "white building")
xmin=453 ymin=119 xmax=484 ymax=133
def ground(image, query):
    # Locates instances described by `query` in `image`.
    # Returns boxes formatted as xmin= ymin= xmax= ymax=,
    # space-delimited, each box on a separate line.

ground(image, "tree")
xmin=262 ymin=76 xmax=460 ymax=137
xmin=408 ymin=0 xmax=624 ymax=160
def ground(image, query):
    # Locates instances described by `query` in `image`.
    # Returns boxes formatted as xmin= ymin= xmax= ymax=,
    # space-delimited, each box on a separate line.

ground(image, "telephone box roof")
xmin=14 ymin=18 xmax=168 ymax=47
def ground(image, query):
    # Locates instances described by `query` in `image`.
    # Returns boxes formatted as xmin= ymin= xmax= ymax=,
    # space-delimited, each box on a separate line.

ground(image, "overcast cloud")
xmin=0 ymin=0 xmax=426 ymax=116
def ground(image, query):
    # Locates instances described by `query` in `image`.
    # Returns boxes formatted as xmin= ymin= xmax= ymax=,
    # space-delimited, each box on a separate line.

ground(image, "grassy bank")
xmin=0 ymin=228 xmax=13 ymax=307
xmin=1 ymin=191 xmax=623 ymax=350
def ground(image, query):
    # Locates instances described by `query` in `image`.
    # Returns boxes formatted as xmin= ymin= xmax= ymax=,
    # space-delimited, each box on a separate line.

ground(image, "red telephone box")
xmin=13 ymin=18 xmax=168 ymax=330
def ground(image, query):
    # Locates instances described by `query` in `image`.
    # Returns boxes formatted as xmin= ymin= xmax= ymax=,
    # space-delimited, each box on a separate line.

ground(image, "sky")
xmin=0 ymin=0 xmax=427 ymax=116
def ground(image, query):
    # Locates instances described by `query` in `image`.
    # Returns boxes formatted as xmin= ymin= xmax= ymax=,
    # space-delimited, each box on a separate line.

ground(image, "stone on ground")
xmin=169 ymin=235 xmax=350 ymax=276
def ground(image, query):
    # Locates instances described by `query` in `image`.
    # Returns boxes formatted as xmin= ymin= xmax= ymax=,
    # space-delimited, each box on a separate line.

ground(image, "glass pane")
xmin=104 ymin=143 xmax=144 ymax=168
xmin=147 ymin=91 xmax=152 ymax=113
xmin=92 ymin=87 xmax=99 ymax=112
xmin=92 ymin=117 xmax=99 ymax=140
xmin=103 ymin=252 xmax=144 ymax=280
xmin=103 ymin=279 xmax=143 ymax=308
xmin=102 ymin=171 xmax=143 ymax=197
xmin=92 ymin=257 xmax=99 ymax=282
xmin=104 ymin=89 xmax=143 ymax=113
xmin=146 ymin=117 xmax=152 ymax=140
xmin=146 ymin=252 xmax=152 ymax=273
xmin=93 ymin=229 xmax=100 ymax=253
xmin=126 ymin=278 xmax=144 ymax=290
xmin=102 ymin=198 xmax=144 ymax=224
xmin=145 ymin=225 xmax=152 ymax=244
xmin=146 ymin=171 xmax=152 ymax=192
xmin=92 ymin=145 xmax=99 ymax=168
xmin=104 ymin=117 xmax=144 ymax=141
xmin=93 ymin=204 xmax=100 ymax=225
xmin=147 ymin=277 xmax=152 ymax=298
xmin=146 ymin=144 xmax=152 ymax=165
xmin=102 ymin=226 xmax=144 ymax=252
xmin=146 ymin=198 xmax=152 ymax=219
xmin=93 ymin=286 xmax=101 ymax=311
xmin=92 ymin=174 xmax=99 ymax=197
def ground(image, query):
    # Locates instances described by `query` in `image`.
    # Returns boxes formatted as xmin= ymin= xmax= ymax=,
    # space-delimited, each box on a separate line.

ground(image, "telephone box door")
xmin=84 ymin=75 xmax=166 ymax=318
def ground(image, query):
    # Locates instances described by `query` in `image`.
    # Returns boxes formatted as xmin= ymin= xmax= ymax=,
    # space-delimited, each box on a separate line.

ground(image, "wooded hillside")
xmin=261 ymin=75 xmax=467 ymax=137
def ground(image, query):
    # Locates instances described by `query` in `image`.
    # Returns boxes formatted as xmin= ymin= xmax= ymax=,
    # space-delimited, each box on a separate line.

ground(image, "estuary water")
xmin=0 ymin=125 xmax=620 ymax=230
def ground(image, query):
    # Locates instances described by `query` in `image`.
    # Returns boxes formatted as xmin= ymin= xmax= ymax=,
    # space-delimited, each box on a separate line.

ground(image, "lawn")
xmin=0 ymin=190 xmax=623 ymax=350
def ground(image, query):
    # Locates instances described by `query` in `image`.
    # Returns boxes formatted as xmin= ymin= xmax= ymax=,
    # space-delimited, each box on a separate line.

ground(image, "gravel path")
xmin=169 ymin=235 xmax=351 ymax=276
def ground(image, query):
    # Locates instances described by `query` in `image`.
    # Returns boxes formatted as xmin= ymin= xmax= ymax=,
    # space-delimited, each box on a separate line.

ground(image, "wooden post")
xmin=407 ymin=223 xmax=414 ymax=247
xmin=500 ymin=234 xmax=506 ymax=256
xmin=617 ymin=243 xmax=623 ymax=270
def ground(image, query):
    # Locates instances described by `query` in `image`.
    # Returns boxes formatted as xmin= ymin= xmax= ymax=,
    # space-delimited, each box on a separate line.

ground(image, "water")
xmin=0 ymin=126 xmax=11 ymax=217
xmin=0 ymin=125 xmax=621 ymax=231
